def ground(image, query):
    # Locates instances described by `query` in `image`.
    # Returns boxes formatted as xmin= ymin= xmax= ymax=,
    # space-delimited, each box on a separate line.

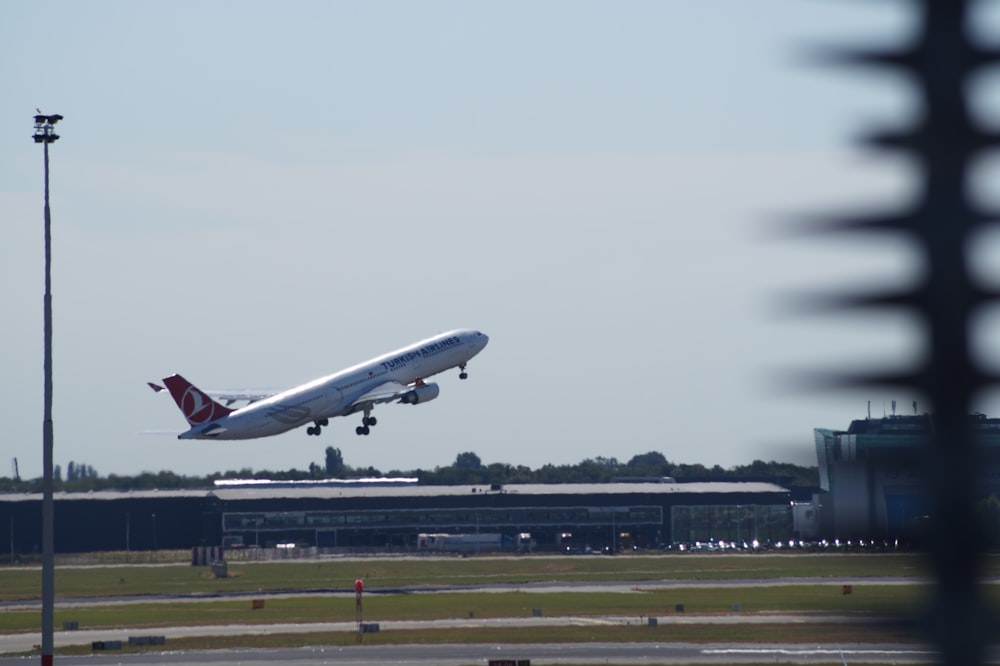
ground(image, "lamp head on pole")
xmin=33 ymin=112 xmax=62 ymax=144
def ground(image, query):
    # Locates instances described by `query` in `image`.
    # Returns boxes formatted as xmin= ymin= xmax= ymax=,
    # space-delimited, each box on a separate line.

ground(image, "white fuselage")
xmin=178 ymin=329 xmax=488 ymax=440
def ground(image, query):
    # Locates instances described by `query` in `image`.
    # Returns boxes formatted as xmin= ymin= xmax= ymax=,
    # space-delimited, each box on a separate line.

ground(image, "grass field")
xmin=1 ymin=552 xmax=997 ymax=659
xmin=0 ymin=551 xmax=945 ymax=600
xmin=0 ymin=585 xmax=939 ymax=634
xmin=47 ymin=623 xmax=926 ymax=658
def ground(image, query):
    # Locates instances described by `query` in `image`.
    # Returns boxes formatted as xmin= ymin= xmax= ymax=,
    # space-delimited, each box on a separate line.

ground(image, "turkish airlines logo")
xmin=182 ymin=387 xmax=218 ymax=424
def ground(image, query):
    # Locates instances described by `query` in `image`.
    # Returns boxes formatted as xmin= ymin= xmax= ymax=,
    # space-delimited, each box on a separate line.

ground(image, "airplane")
xmin=149 ymin=329 xmax=489 ymax=440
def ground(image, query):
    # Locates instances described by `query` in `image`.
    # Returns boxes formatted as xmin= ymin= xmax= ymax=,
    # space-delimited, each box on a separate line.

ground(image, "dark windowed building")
xmin=814 ymin=412 xmax=1000 ymax=540
xmin=1 ymin=481 xmax=793 ymax=555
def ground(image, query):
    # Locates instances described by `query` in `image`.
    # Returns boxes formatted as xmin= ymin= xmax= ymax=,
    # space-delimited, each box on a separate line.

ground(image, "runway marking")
xmin=570 ymin=617 xmax=620 ymax=626
xmin=703 ymin=647 xmax=938 ymax=658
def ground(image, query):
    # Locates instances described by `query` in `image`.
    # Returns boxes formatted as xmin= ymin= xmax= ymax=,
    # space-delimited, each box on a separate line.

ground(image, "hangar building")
xmin=1 ymin=481 xmax=793 ymax=555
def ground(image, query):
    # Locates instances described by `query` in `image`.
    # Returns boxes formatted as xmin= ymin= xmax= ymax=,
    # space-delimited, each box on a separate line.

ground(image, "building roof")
xmin=0 ymin=481 xmax=789 ymax=504
xmin=842 ymin=413 xmax=1000 ymax=441
xmin=211 ymin=481 xmax=788 ymax=502
xmin=0 ymin=489 xmax=210 ymax=503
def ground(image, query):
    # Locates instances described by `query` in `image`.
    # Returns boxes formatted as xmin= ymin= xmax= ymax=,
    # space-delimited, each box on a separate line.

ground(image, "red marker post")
xmin=354 ymin=578 xmax=364 ymax=640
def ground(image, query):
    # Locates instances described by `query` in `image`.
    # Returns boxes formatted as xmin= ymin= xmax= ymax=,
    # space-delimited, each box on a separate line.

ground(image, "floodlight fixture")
xmin=32 ymin=114 xmax=61 ymax=144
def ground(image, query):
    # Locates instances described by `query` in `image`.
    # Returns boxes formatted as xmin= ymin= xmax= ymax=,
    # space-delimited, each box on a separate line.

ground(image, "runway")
xmin=0 ymin=612 xmax=885 ymax=653
xmin=0 ymin=641 xmax=949 ymax=665
xmin=0 ymin=615 xmax=955 ymax=665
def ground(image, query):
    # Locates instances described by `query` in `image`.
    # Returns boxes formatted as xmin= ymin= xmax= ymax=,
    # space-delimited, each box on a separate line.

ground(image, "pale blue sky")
xmin=5 ymin=1 xmax=993 ymax=479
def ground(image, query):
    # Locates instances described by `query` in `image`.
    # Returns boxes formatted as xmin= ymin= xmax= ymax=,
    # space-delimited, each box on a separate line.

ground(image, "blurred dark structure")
xmin=813 ymin=2 xmax=1000 ymax=662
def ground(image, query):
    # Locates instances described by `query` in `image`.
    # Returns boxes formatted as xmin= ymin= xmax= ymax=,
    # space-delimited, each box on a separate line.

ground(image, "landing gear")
xmin=306 ymin=418 xmax=329 ymax=436
xmin=356 ymin=410 xmax=376 ymax=436
xmin=459 ymin=363 xmax=468 ymax=380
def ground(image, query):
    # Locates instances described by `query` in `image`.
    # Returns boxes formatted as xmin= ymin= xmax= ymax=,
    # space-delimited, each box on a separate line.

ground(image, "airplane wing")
xmin=351 ymin=381 xmax=412 ymax=407
xmin=346 ymin=379 xmax=439 ymax=414
xmin=209 ymin=389 xmax=278 ymax=406
xmin=147 ymin=382 xmax=279 ymax=406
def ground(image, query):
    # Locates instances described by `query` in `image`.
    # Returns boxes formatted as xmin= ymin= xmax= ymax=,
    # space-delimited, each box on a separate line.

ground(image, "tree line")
xmin=0 ymin=448 xmax=819 ymax=493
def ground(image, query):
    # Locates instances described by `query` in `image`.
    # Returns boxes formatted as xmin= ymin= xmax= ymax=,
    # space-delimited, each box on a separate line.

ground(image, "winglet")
xmin=148 ymin=382 xmax=165 ymax=393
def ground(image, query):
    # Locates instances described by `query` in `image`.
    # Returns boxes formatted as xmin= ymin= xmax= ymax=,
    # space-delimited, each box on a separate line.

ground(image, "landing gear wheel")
xmin=318 ymin=418 xmax=329 ymax=426
xmin=307 ymin=426 xmax=318 ymax=436
xmin=356 ymin=425 xmax=370 ymax=436
xmin=364 ymin=416 xmax=377 ymax=427
xmin=459 ymin=363 xmax=468 ymax=380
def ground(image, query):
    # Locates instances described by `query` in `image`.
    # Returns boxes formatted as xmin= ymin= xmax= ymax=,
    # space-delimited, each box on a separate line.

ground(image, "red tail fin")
xmin=162 ymin=374 xmax=234 ymax=426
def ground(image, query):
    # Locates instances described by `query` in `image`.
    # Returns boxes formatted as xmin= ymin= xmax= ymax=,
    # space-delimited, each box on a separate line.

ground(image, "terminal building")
xmin=0 ymin=480 xmax=795 ymax=555
xmin=814 ymin=411 xmax=1000 ymax=540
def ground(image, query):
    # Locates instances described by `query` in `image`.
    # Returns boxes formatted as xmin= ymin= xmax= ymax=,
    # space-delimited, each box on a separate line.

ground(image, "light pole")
xmin=33 ymin=111 xmax=62 ymax=666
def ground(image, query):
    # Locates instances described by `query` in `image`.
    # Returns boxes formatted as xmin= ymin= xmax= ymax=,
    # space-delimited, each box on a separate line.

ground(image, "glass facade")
xmin=224 ymin=505 xmax=662 ymax=532
xmin=670 ymin=504 xmax=793 ymax=544
xmin=222 ymin=505 xmax=665 ymax=549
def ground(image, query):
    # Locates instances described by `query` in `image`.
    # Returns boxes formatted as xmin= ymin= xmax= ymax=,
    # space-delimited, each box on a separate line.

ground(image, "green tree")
xmin=454 ymin=451 xmax=482 ymax=469
xmin=626 ymin=451 xmax=668 ymax=469
xmin=325 ymin=447 xmax=345 ymax=476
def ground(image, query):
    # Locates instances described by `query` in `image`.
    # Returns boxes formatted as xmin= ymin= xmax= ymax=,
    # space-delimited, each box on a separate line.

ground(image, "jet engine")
xmin=400 ymin=382 xmax=440 ymax=405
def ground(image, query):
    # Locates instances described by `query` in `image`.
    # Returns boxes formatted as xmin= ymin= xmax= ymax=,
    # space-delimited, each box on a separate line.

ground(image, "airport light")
xmin=33 ymin=111 xmax=61 ymax=666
